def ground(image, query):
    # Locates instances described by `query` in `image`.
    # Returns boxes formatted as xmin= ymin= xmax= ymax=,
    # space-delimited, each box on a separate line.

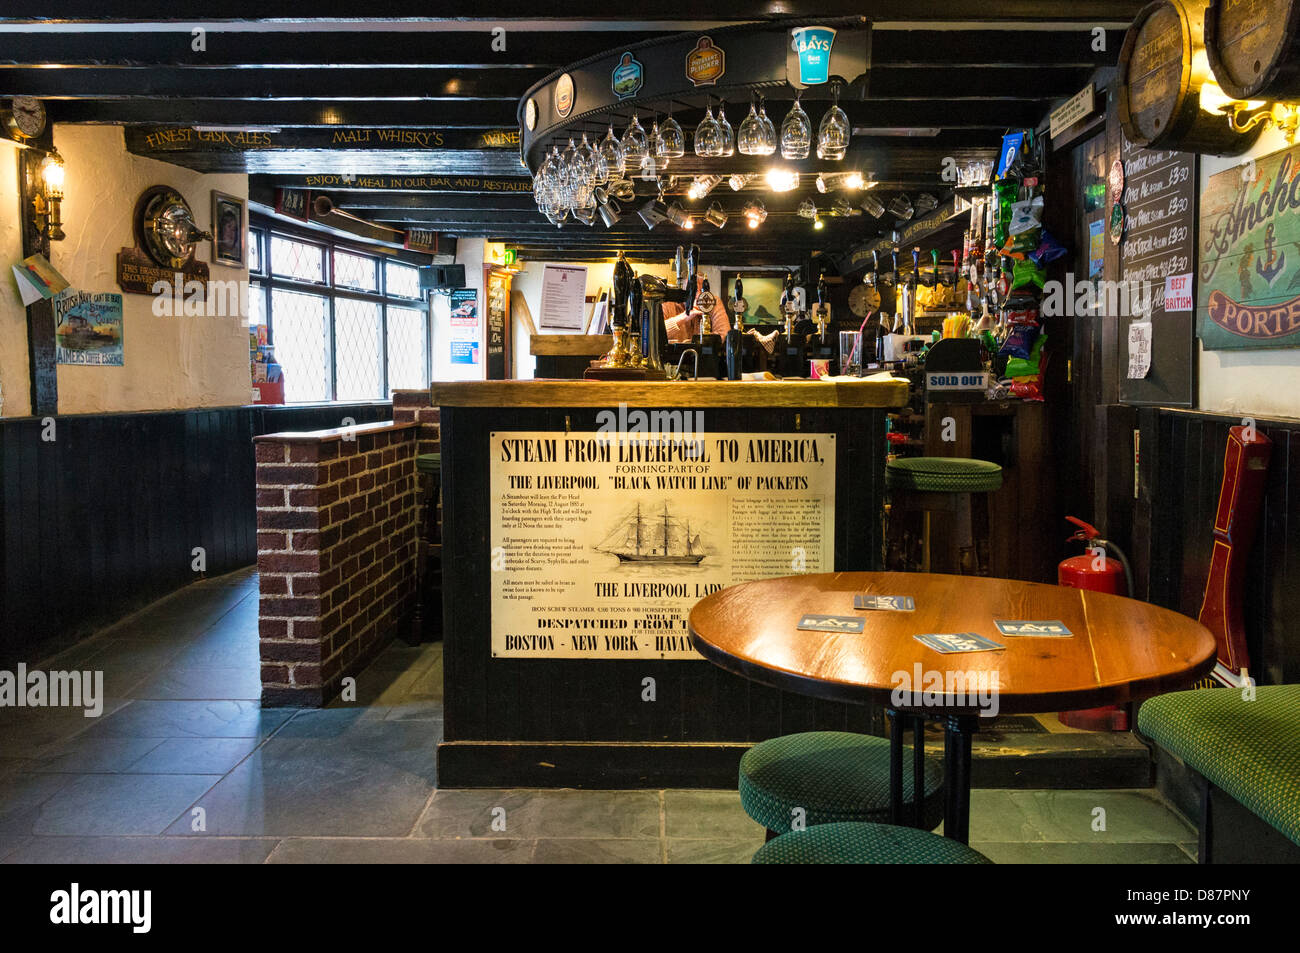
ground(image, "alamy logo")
xmin=595 ymin=403 xmax=706 ymax=457
xmin=50 ymin=883 xmax=151 ymax=933
xmin=890 ymin=664 xmax=1000 ymax=717
xmin=0 ymin=664 xmax=104 ymax=717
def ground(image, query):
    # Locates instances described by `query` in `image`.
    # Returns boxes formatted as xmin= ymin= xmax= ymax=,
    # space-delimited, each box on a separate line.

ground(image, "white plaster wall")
xmin=1199 ymin=125 xmax=1300 ymax=419
xmin=509 ymin=257 xmax=684 ymax=379
xmin=430 ymin=236 xmax=487 ymax=382
xmin=0 ymin=125 xmax=251 ymax=416
xmin=0 ymin=143 xmax=28 ymax=417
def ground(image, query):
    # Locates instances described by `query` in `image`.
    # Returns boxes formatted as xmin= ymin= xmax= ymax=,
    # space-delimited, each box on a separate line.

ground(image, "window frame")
xmin=248 ymin=217 xmax=432 ymax=402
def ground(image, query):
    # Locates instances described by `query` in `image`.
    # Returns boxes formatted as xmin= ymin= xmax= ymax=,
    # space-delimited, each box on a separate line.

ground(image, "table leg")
xmin=887 ymin=708 xmax=903 ymax=825
xmin=943 ymin=715 xmax=978 ymax=844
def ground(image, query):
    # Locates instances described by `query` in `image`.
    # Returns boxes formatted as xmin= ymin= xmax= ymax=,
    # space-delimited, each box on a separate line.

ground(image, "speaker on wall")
xmin=418 ymin=264 xmax=467 ymax=291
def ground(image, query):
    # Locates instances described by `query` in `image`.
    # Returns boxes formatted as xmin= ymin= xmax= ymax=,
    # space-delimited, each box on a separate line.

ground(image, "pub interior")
xmin=0 ymin=2 xmax=1297 ymax=880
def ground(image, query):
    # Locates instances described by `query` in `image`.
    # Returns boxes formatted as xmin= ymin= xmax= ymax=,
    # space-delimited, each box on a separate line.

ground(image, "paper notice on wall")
xmin=12 ymin=254 xmax=70 ymax=306
xmin=489 ymin=430 xmax=836 ymax=659
xmin=538 ymin=264 xmax=587 ymax=330
xmin=1164 ymin=272 xmax=1193 ymax=311
xmin=1127 ymin=321 xmax=1152 ymax=379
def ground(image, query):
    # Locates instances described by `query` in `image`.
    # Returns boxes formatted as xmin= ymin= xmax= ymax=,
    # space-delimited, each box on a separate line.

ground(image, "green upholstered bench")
xmin=1138 ymin=685 xmax=1300 ymax=862
xmin=753 ymin=822 xmax=992 ymax=864
xmin=739 ymin=731 xmax=945 ymax=837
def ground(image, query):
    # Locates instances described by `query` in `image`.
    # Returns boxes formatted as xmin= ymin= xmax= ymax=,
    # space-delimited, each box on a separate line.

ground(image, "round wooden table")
xmin=687 ymin=571 xmax=1217 ymax=843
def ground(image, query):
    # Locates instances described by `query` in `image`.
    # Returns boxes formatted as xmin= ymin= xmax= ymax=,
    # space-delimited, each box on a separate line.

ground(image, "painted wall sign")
xmin=790 ymin=26 xmax=837 ymax=85
xmin=1198 ymin=142 xmax=1300 ymax=348
xmin=279 ymin=174 xmax=531 ymax=192
xmin=686 ymin=37 xmax=725 ymax=87
xmin=489 ymin=431 xmax=835 ymax=659
xmin=611 ymin=53 xmax=644 ymax=100
xmin=554 ymin=73 xmax=575 ymax=118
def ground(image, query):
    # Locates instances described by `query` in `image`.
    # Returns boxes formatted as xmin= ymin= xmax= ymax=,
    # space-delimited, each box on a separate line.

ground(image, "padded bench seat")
xmin=1138 ymin=685 xmax=1300 ymax=849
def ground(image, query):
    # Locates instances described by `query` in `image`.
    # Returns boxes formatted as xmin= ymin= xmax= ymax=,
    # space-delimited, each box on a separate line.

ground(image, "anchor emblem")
xmin=1255 ymin=223 xmax=1286 ymax=285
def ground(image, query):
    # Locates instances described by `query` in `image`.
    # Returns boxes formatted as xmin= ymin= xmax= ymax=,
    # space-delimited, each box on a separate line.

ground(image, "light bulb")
xmin=843 ymin=172 xmax=865 ymax=190
xmin=42 ymin=153 xmax=66 ymax=194
xmin=765 ymin=168 xmax=798 ymax=192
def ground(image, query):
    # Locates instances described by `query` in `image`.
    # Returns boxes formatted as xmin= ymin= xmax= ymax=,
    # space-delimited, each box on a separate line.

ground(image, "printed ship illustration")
xmin=596 ymin=502 xmax=705 ymax=565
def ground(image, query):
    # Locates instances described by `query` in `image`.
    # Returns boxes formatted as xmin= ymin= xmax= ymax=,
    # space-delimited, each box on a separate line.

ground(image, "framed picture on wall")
xmin=211 ymin=191 xmax=246 ymax=267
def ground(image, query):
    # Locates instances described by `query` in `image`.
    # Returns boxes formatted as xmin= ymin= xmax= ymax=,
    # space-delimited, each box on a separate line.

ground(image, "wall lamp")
xmin=1200 ymin=82 xmax=1300 ymax=145
xmin=28 ymin=150 xmax=66 ymax=242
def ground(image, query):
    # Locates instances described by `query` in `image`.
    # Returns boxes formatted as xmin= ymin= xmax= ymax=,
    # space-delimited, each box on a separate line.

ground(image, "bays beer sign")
xmin=1199 ymin=144 xmax=1300 ymax=349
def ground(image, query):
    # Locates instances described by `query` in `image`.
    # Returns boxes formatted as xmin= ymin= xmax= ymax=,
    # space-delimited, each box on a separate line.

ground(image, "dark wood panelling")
xmin=1138 ymin=409 xmax=1300 ymax=686
xmin=0 ymin=402 xmax=392 ymax=664
xmin=437 ymin=404 xmax=884 ymax=786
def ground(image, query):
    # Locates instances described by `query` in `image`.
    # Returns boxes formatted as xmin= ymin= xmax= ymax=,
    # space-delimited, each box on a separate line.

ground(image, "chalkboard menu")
xmin=1118 ymin=135 xmax=1197 ymax=406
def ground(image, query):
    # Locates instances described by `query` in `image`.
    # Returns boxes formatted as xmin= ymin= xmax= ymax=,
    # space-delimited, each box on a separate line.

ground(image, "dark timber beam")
xmin=0 ymin=3 xmax=1150 ymax=21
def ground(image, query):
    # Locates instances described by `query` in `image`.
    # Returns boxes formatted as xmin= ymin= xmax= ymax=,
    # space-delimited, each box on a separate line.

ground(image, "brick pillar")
xmin=255 ymin=421 xmax=420 ymax=706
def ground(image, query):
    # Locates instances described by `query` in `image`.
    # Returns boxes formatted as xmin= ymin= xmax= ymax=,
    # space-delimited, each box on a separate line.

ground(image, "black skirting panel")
xmin=0 ymin=402 xmax=392 ymax=664
xmin=1135 ymin=408 xmax=1300 ymax=687
xmin=436 ymin=404 xmax=889 ymax=788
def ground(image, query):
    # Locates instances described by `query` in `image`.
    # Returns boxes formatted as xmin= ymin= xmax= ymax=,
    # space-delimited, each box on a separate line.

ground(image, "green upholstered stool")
xmin=886 ymin=457 xmax=1002 ymax=574
xmin=1138 ymin=685 xmax=1300 ymax=851
xmin=752 ymin=822 xmax=992 ymax=864
xmin=413 ymin=453 xmax=443 ymax=643
xmin=739 ymin=731 xmax=945 ymax=836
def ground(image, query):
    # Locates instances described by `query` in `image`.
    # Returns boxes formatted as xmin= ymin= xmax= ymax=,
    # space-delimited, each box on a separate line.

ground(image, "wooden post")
xmin=18 ymin=145 xmax=57 ymax=416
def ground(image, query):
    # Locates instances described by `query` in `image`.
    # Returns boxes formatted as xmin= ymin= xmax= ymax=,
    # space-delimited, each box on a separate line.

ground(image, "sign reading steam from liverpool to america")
xmin=490 ymin=430 xmax=835 ymax=659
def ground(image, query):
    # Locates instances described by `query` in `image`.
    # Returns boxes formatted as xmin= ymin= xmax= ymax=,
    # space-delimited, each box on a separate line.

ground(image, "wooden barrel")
xmin=1205 ymin=0 xmax=1300 ymax=100
xmin=1119 ymin=0 xmax=1262 ymax=154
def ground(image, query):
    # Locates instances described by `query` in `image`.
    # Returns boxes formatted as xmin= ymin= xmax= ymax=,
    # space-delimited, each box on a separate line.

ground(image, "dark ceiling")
xmin=0 ymin=3 xmax=1142 ymax=265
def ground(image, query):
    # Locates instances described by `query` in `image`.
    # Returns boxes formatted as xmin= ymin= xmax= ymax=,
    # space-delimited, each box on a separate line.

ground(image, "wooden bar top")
xmin=430 ymin=378 xmax=909 ymax=409
xmin=529 ymin=334 xmax=611 ymax=356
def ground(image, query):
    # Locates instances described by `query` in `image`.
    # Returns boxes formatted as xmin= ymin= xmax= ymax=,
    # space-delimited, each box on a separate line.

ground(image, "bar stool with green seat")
xmin=753 ymin=821 xmax=992 ymax=864
xmin=740 ymin=730 xmax=945 ymax=839
xmin=886 ymin=457 xmax=1003 ymax=573
xmin=413 ymin=452 xmax=442 ymax=643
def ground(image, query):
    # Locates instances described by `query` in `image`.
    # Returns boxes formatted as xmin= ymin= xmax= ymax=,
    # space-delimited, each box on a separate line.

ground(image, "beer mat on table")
xmin=914 ymin=632 xmax=1005 ymax=654
xmin=796 ymin=614 xmax=866 ymax=633
xmin=854 ymin=594 xmax=915 ymax=611
xmin=994 ymin=619 xmax=1073 ymax=637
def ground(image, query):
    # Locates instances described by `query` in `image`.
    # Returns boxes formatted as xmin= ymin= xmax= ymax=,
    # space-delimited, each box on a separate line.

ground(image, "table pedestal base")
xmin=887 ymin=710 xmax=979 ymax=844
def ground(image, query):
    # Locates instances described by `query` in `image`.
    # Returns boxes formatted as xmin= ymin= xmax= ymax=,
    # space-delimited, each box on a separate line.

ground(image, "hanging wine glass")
xmin=717 ymin=99 xmax=734 ymax=157
xmin=780 ymin=93 xmax=811 ymax=160
xmin=649 ymin=120 xmax=670 ymax=171
xmin=621 ymin=113 xmax=648 ymax=170
xmin=694 ymin=99 xmax=722 ymax=157
xmin=660 ymin=106 xmax=685 ymax=159
xmin=757 ymin=96 xmax=778 ymax=156
xmin=600 ymin=123 xmax=626 ymax=178
xmin=817 ymin=85 xmax=850 ymax=161
xmin=737 ymin=95 xmax=764 ymax=156
xmin=561 ymin=138 xmax=580 ymax=210
xmin=576 ymin=133 xmax=600 ymax=184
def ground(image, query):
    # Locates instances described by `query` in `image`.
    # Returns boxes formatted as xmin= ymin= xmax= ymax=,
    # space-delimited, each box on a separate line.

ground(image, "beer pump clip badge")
xmin=612 ymin=53 xmax=644 ymax=100
xmin=790 ymin=26 xmax=836 ymax=86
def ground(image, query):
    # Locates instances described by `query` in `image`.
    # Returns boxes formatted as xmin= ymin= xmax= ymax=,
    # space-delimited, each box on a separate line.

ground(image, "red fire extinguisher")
xmin=1058 ymin=517 xmax=1133 ymax=731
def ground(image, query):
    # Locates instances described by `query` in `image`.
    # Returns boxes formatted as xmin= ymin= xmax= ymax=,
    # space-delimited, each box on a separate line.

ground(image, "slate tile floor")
xmin=0 ymin=568 xmax=1200 ymax=864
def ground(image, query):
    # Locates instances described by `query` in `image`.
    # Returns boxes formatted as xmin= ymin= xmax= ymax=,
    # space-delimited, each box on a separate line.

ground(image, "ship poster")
xmin=54 ymin=290 xmax=124 ymax=366
xmin=489 ymin=430 xmax=835 ymax=659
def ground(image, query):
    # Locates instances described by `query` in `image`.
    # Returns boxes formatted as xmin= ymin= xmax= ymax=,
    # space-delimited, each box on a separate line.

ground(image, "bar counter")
xmin=431 ymin=378 xmax=907 ymax=787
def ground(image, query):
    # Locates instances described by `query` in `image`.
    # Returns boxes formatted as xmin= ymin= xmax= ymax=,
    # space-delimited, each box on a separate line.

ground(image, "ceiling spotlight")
xmin=842 ymin=171 xmax=866 ymax=190
xmin=765 ymin=168 xmax=798 ymax=192
xmin=813 ymin=217 xmax=825 ymax=230
xmin=742 ymin=200 xmax=767 ymax=228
